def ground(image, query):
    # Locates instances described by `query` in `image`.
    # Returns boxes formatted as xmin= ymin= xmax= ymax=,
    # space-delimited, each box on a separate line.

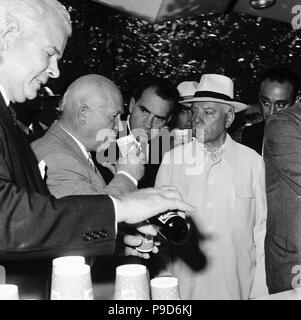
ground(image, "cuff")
xmin=116 ymin=170 xmax=138 ymax=186
xmin=109 ymin=196 xmax=118 ymax=234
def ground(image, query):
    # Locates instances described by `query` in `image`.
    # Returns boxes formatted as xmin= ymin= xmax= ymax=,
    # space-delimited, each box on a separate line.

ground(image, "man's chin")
xmin=25 ymin=91 xmax=38 ymax=101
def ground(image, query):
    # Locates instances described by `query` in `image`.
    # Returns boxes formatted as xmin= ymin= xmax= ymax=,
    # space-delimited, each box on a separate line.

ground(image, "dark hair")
xmin=260 ymin=66 xmax=300 ymax=100
xmin=132 ymin=76 xmax=179 ymax=108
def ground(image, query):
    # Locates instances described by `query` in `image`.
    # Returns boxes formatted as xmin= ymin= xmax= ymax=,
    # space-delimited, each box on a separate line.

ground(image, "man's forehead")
xmin=137 ymin=93 xmax=173 ymax=116
xmin=260 ymin=80 xmax=294 ymax=97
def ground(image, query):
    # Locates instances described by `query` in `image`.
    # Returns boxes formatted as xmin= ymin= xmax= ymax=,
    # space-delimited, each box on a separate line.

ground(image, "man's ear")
xmin=0 ymin=22 xmax=20 ymax=51
xmin=77 ymin=104 xmax=88 ymax=124
xmin=295 ymin=95 xmax=301 ymax=103
xmin=225 ymin=109 xmax=235 ymax=129
xmin=129 ymin=97 xmax=135 ymax=113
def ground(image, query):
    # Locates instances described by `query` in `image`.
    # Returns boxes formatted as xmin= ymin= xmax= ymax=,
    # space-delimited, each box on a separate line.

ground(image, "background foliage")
xmin=16 ymin=0 xmax=301 ymax=133
xmin=50 ymin=0 xmax=301 ymax=108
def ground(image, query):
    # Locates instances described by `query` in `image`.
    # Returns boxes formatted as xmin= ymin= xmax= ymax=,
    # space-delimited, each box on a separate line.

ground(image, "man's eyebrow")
xmin=275 ymin=99 xmax=290 ymax=102
xmin=139 ymin=105 xmax=151 ymax=112
xmin=53 ymin=46 xmax=62 ymax=59
xmin=260 ymin=95 xmax=270 ymax=100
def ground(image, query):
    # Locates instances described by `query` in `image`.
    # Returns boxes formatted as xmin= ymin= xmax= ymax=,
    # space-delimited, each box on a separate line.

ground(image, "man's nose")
xmin=144 ymin=114 xmax=153 ymax=129
xmin=47 ymin=58 xmax=60 ymax=79
xmin=270 ymin=103 xmax=276 ymax=116
xmin=185 ymin=115 xmax=192 ymax=128
xmin=192 ymin=112 xmax=204 ymax=125
xmin=115 ymin=115 xmax=122 ymax=132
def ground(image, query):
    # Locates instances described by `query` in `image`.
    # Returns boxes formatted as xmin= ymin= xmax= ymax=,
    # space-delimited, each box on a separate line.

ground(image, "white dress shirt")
xmin=0 ymin=83 xmax=10 ymax=106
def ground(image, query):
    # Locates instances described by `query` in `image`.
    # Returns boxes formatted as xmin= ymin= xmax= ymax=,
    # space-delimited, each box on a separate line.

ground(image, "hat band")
xmin=193 ymin=91 xmax=233 ymax=101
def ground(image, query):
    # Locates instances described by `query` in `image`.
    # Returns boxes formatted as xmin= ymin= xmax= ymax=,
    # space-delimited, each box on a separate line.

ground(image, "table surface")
xmin=254 ymin=288 xmax=301 ymax=300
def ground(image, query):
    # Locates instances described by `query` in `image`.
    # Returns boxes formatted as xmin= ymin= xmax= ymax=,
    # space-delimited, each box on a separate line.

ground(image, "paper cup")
xmin=0 ymin=265 xmax=6 ymax=284
xmin=116 ymin=135 xmax=140 ymax=157
xmin=114 ymin=264 xmax=150 ymax=300
xmin=150 ymin=277 xmax=180 ymax=300
xmin=52 ymin=256 xmax=85 ymax=268
xmin=0 ymin=284 xmax=19 ymax=300
xmin=51 ymin=264 xmax=94 ymax=300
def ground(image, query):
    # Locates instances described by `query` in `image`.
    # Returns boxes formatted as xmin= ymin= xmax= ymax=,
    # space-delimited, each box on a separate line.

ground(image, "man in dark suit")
xmin=264 ymin=102 xmax=301 ymax=294
xmin=125 ymin=77 xmax=179 ymax=188
xmin=0 ymin=0 xmax=194 ymax=299
xmin=241 ymin=66 xmax=300 ymax=154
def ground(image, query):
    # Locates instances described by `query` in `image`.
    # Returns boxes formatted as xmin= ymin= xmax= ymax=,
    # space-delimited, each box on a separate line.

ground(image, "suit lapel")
xmin=0 ymin=95 xmax=49 ymax=193
xmin=46 ymin=123 xmax=106 ymax=182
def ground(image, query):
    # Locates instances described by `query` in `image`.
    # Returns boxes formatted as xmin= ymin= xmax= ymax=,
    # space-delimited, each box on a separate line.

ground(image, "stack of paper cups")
xmin=51 ymin=256 xmax=93 ymax=300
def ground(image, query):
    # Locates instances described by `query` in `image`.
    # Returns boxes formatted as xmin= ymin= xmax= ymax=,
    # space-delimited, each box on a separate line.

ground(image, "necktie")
xmin=8 ymin=104 xmax=17 ymax=125
xmin=88 ymin=153 xmax=96 ymax=172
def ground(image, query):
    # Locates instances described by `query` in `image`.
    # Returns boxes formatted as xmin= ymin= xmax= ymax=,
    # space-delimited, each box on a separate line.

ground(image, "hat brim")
xmin=180 ymin=97 xmax=248 ymax=113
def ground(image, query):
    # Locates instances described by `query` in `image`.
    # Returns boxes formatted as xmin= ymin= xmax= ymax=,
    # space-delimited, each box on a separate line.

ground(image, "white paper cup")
xmin=0 ymin=265 xmax=6 ymax=284
xmin=0 ymin=284 xmax=19 ymax=300
xmin=52 ymin=256 xmax=85 ymax=268
xmin=150 ymin=277 xmax=180 ymax=300
xmin=117 ymin=135 xmax=140 ymax=157
xmin=114 ymin=264 xmax=150 ymax=300
xmin=51 ymin=264 xmax=94 ymax=300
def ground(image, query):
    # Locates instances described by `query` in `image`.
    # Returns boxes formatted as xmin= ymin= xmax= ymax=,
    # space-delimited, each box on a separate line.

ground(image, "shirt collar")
xmin=193 ymin=133 xmax=231 ymax=163
xmin=127 ymin=115 xmax=136 ymax=139
xmin=0 ymin=83 xmax=10 ymax=106
xmin=60 ymin=125 xmax=90 ymax=161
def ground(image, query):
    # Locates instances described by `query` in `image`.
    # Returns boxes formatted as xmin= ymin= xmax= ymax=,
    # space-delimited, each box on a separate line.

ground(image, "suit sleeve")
xmin=264 ymin=116 xmax=301 ymax=195
xmin=35 ymin=149 xmax=136 ymax=199
xmin=0 ymin=139 xmax=117 ymax=261
xmin=249 ymin=158 xmax=268 ymax=298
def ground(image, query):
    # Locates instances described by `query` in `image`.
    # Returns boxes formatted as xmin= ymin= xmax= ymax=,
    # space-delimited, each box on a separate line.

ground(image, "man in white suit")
xmin=155 ymin=74 xmax=268 ymax=299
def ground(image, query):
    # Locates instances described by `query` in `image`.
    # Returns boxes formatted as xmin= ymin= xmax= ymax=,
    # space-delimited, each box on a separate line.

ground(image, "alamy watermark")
xmin=94 ymin=120 xmax=206 ymax=176
xmin=292 ymin=5 xmax=301 ymax=30
xmin=291 ymin=265 xmax=301 ymax=288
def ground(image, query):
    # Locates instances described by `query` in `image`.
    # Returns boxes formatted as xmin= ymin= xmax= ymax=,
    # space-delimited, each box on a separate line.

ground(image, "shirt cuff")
xmin=109 ymin=196 xmax=118 ymax=234
xmin=116 ymin=171 xmax=138 ymax=186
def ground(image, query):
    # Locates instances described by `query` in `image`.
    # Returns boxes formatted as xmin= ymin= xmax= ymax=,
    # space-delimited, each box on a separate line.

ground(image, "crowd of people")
xmin=1 ymin=0 xmax=301 ymax=300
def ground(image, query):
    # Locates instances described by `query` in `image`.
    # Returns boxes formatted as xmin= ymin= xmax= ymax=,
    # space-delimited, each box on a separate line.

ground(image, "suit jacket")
xmin=138 ymin=135 xmax=163 ymax=189
xmin=264 ymin=103 xmax=301 ymax=294
xmin=241 ymin=121 xmax=265 ymax=155
xmin=31 ymin=122 xmax=137 ymax=199
xmin=0 ymin=95 xmax=116 ymax=299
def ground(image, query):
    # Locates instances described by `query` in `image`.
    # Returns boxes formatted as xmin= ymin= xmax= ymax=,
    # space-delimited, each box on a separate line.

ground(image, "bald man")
xmin=32 ymin=74 xmax=145 ymax=199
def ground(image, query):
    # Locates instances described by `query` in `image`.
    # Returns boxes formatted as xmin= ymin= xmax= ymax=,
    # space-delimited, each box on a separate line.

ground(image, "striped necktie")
xmin=88 ymin=153 xmax=96 ymax=172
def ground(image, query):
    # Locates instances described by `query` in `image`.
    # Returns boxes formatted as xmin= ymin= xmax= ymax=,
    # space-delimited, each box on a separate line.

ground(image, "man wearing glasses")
xmin=242 ymin=67 xmax=300 ymax=154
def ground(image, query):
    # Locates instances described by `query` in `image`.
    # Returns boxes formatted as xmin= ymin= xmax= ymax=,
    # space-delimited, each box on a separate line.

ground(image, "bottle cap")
xmin=135 ymin=235 xmax=154 ymax=253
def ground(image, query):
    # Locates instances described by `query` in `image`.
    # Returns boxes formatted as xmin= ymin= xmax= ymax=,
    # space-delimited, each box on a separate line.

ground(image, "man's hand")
xmin=123 ymin=234 xmax=160 ymax=259
xmin=116 ymin=148 xmax=145 ymax=181
xmin=116 ymin=224 xmax=160 ymax=259
xmin=115 ymin=185 xmax=196 ymax=224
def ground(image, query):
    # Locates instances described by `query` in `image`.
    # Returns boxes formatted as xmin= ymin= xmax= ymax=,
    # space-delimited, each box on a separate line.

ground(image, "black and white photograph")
xmin=0 ymin=0 xmax=301 ymax=308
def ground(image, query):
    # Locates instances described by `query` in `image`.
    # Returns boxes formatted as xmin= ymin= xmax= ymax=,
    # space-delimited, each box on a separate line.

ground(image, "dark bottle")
xmin=148 ymin=211 xmax=191 ymax=245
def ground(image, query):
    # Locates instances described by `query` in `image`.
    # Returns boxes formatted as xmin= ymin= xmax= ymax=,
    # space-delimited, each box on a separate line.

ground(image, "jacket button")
xmin=83 ymin=233 xmax=92 ymax=241
xmin=92 ymin=231 xmax=100 ymax=239
xmin=99 ymin=230 xmax=108 ymax=238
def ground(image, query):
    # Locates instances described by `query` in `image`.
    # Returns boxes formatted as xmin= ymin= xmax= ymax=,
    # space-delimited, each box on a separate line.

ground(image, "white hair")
xmin=0 ymin=0 xmax=72 ymax=37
